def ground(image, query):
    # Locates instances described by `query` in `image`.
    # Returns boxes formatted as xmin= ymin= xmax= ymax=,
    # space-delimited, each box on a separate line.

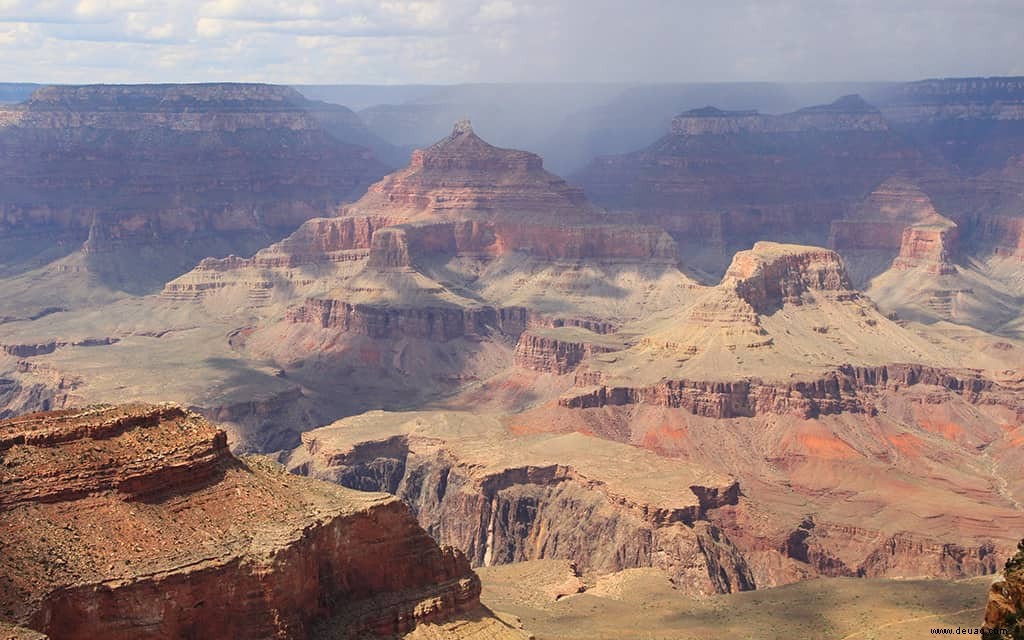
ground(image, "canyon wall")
xmin=0 ymin=404 xmax=519 ymax=639
xmin=0 ymin=83 xmax=389 ymax=290
xmin=573 ymin=95 xmax=931 ymax=268
xmin=290 ymin=415 xmax=755 ymax=596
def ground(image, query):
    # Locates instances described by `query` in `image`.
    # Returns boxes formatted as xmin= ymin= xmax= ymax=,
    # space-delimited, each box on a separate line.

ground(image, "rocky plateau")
xmin=0 ymin=403 xmax=528 ymax=639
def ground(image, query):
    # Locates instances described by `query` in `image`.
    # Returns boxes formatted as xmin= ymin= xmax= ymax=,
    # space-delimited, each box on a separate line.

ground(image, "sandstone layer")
xmin=286 ymin=410 xmax=753 ymax=596
xmin=573 ymin=95 xmax=933 ymax=271
xmin=486 ymin=243 xmax=1024 ymax=587
xmin=0 ymin=404 xmax=525 ymax=639
xmin=150 ymin=123 xmax=699 ymax=452
xmin=0 ymin=83 xmax=389 ymax=293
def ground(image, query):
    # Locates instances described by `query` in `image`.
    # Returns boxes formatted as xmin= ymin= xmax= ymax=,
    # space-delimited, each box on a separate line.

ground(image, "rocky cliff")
xmin=984 ymin=540 xmax=1024 ymax=639
xmin=346 ymin=120 xmax=590 ymax=222
xmin=0 ymin=404 xmax=525 ymax=639
xmin=573 ymin=95 xmax=930 ymax=271
xmin=890 ymin=220 xmax=960 ymax=274
xmin=879 ymin=76 xmax=1024 ymax=173
xmin=513 ymin=327 xmax=623 ymax=374
xmin=0 ymin=83 xmax=389 ymax=291
xmin=287 ymin=411 xmax=754 ymax=596
xmin=556 ymin=242 xmax=1019 ymax=416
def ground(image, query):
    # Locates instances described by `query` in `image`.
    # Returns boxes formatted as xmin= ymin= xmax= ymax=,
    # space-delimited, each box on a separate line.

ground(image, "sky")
xmin=0 ymin=0 xmax=1021 ymax=85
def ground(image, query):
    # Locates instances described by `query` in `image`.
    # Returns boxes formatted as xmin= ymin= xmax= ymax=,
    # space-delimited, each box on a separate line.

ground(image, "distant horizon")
xmin=5 ymin=76 xmax=1024 ymax=88
xmin=0 ymin=2 xmax=1021 ymax=85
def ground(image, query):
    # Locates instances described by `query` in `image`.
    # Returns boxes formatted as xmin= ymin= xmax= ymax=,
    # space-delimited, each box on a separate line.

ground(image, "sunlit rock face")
xmin=0 ymin=403 xmax=525 ymax=640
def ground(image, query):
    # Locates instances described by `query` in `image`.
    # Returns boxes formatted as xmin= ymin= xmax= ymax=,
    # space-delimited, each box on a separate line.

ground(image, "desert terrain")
xmin=1 ymin=74 xmax=1024 ymax=638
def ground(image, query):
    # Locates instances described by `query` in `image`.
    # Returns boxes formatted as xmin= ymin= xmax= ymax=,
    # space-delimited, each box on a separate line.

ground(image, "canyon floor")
xmin=479 ymin=561 xmax=993 ymax=640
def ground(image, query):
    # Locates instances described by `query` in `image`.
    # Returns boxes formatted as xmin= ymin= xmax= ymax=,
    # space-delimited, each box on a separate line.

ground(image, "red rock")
xmin=0 ymin=404 xmax=506 ymax=639
xmin=890 ymin=221 xmax=959 ymax=274
xmin=513 ymin=328 xmax=622 ymax=374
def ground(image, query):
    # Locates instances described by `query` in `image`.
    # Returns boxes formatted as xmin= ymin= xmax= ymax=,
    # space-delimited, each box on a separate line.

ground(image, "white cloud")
xmin=0 ymin=0 xmax=1018 ymax=84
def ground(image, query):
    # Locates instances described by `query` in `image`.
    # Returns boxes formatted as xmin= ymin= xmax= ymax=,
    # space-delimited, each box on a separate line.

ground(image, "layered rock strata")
xmin=0 ymin=404 xmax=518 ymax=639
xmin=890 ymin=220 xmax=960 ymax=274
xmin=573 ymin=95 xmax=930 ymax=269
xmin=827 ymin=177 xmax=962 ymax=284
xmin=513 ymin=327 xmax=624 ymax=374
xmin=0 ymin=83 xmax=389 ymax=290
xmin=287 ymin=411 xmax=753 ymax=596
xmin=556 ymin=242 xmax=1017 ymax=415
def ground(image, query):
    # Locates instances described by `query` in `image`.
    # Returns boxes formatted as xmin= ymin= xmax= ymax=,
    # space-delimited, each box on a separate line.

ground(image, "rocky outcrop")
xmin=363 ymin=219 xmax=678 ymax=270
xmin=287 ymin=299 xmax=505 ymax=342
xmin=560 ymin=363 xmax=1003 ymax=416
xmin=289 ymin=412 xmax=751 ymax=596
xmin=1 ymin=337 xmax=118 ymax=358
xmin=554 ymin=242 xmax=1022 ymax=418
xmin=513 ymin=329 xmax=622 ymax=374
xmin=828 ymin=178 xmax=963 ymax=282
xmin=724 ymin=242 xmax=851 ymax=313
xmin=890 ymin=220 xmax=959 ymax=274
xmin=348 ymin=120 xmax=591 ymax=221
xmin=829 ymin=178 xmax=946 ymax=251
xmin=984 ymin=540 xmax=1024 ymax=639
xmin=0 ymin=404 xmax=514 ymax=639
xmin=286 ymin=296 xmax=621 ymax=345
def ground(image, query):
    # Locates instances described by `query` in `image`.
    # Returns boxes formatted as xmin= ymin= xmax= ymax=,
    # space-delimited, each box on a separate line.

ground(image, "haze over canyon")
xmin=1 ymin=53 xmax=1024 ymax=640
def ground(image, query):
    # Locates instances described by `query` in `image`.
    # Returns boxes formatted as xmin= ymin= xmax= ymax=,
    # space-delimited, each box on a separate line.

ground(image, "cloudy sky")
xmin=0 ymin=0 xmax=1021 ymax=84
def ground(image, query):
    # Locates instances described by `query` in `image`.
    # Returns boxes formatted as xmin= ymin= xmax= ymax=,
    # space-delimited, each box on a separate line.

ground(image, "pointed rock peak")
xmin=850 ymin=177 xmax=946 ymax=223
xmin=797 ymin=93 xmax=878 ymax=114
xmin=426 ymin=118 xmax=492 ymax=152
xmin=414 ymin=119 xmax=546 ymax=173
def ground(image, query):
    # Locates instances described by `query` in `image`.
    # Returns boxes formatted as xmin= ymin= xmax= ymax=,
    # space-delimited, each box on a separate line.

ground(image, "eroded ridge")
xmin=0 ymin=404 xmax=523 ymax=640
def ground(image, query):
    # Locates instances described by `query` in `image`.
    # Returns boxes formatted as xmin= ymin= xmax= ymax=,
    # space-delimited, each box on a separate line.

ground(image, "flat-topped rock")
xmin=288 ymin=410 xmax=749 ymax=595
xmin=670 ymin=95 xmax=887 ymax=136
xmin=0 ymin=403 xmax=517 ymax=639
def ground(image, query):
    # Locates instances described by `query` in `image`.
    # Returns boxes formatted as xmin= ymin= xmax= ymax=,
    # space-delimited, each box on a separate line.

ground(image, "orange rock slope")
xmin=500 ymin=243 xmax=1024 ymax=587
xmin=0 ymin=404 xmax=527 ymax=640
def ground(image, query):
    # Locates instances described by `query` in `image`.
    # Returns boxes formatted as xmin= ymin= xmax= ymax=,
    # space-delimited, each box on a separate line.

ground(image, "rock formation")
xmin=878 ymin=76 xmax=1024 ymax=174
xmin=848 ymin=181 xmax=1022 ymax=331
xmin=0 ymin=403 xmax=526 ymax=639
xmin=286 ymin=410 xmax=753 ymax=596
xmin=513 ymin=327 xmax=623 ymax=374
xmin=573 ymin=95 xmax=931 ymax=272
xmin=0 ymin=83 xmax=389 ymax=292
xmin=890 ymin=218 xmax=960 ymax=274
xmin=152 ymin=123 xmax=699 ymax=451
xmin=828 ymin=177 xmax=955 ymax=281
xmin=463 ymin=242 xmax=1024 ymax=587
xmin=984 ymin=540 xmax=1024 ymax=639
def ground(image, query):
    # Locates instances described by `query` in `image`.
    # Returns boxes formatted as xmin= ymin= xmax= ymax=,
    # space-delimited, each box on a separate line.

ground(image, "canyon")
xmin=2 ymin=77 xmax=1024 ymax=638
